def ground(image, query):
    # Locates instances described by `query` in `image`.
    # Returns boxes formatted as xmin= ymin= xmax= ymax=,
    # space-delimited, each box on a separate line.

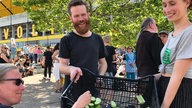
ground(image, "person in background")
xmin=125 ymin=46 xmax=137 ymax=79
xmin=159 ymin=30 xmax=168 ymax=45
xmin=33 ymin=45 xmax=38 ymax=63
xmin=15 ymin=59 xmax=26 ymax=77
xmin=10 ymin=44 xmax=17 ymax=61
xmin=28 ymin=46 xmax=34 ymax=63
xmin=157 ymin=0 xmax=192 ymax=107
xmin=102 ymin=35 xmax=115 ymax=101
xmin=136 ymin=17 xmax=164 ymax=77
xmin=42 ymin=46 xmax=53 ymax=80
xmin=59 ymin=0 xmax=107 ymax=102
xmin=103 ymin=35 xmax=116 ymax=77
xmin=22 ymin=44 xmax=29 ymax=58
xmin=0 ymin=64 xmax=25 ymax=107
xmin=19 ymin=48 xmax=25 ymax=56
xmin=24 ymin=58 xmax=34 ymax=76
xmin=37 ymin=46 xmax=43 ymax=63
xmin=0 ymin=44 xmax=12 ymax=63
xmin=52 ymin=43 xmax=65 ymax=93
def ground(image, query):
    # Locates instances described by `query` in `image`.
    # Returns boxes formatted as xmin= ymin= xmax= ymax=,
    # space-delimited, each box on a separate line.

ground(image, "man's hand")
xmin=70 ymin=66 xmax=83 ymax=83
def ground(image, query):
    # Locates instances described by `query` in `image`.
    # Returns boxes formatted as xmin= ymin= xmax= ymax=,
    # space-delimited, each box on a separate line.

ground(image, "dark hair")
xmin=67 ymin=0 xmax=88 ymax=15
xmin=47 ymin=46 xmax=50 ymax=49
xmin=159 ymin=30 xmax=168 ymax=35
xmin=127 ymin=46 xmax=132 ymax=49
xmin=53 ymin=43 xmax=59 ymax=52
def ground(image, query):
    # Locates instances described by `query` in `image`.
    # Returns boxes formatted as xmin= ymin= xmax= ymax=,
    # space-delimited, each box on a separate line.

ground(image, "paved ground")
xmin=14 ymin=73 xmax=62 ymax=108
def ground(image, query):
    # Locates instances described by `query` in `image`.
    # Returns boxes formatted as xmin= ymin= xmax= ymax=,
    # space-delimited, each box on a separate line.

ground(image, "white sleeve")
xmin=176 ymin=30 xmax=192 ymax=59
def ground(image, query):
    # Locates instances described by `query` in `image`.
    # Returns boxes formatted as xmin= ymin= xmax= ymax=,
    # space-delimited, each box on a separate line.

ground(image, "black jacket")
xmin=136 ymin=31 xmax=164 ymax=77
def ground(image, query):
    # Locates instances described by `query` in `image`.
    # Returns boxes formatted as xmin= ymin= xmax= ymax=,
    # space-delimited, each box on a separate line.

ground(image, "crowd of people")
xmin=0 ymin=43 xmax=47 ymax=77
xmin=0 ymin=0 xmax=192 ymax=108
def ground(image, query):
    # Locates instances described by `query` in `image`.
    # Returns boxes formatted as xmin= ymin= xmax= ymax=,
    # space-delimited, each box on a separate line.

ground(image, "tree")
xmin=13 ymin=0 xmax=191 ymax=47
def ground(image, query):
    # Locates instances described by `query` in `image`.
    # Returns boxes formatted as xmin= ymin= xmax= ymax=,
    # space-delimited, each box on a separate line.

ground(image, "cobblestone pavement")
xmin=14 ymin=73 xmax=61 ymax=108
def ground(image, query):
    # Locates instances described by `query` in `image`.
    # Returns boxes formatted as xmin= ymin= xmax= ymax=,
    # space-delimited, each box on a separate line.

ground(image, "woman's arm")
xmin=0 ymin=53 xmax=11 ymax=63
xmin=52 ymin=50 xmax=59 ymax=61
xmin=161 ymin=59 xmax=192 ymax=108
xmin=72 ymin=91 xmax=91 ymax=108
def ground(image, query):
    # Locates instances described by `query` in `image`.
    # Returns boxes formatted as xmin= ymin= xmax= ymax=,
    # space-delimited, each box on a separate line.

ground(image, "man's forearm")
xmin=98 ymin=58 xmax=107 ymax=75
xmin=98 ymin=63 xmax=107 ymax=75
xmin=59 ymin=63 xmax=74 ymax=75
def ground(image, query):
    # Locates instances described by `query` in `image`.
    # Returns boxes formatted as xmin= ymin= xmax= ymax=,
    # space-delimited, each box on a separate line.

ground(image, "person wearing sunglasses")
xmin=0 ymin=64 xmax=25 ymax=107
xmin=0 ymin=44 xmax=12 ymax=63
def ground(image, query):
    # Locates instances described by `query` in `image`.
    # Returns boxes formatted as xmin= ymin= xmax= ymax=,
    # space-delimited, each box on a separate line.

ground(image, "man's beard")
xmin=73 ymin=19 xmax=90 ymax=35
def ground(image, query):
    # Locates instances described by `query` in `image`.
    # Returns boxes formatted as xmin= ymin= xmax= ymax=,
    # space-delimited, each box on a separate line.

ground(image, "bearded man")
xmin=59 ymin=0 xmax=107 ymax=102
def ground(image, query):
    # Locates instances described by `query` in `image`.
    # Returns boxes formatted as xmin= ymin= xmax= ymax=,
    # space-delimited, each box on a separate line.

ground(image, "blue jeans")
xmin=126 ymin=72 xmax=136 ymax=79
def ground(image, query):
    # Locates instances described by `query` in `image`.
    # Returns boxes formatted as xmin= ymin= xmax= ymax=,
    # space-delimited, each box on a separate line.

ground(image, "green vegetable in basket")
xmin=91 ymin=96 xmax=96 ymax=103
xmin=110 ymin=101 xmax=117 ymax=108
xmin=94 ymin=97 xmax=102 ymax=108
xmin=88 ymin=103 xmax=94 ymax=108
xmin=136 ymin=95 xmax=145 ymax=104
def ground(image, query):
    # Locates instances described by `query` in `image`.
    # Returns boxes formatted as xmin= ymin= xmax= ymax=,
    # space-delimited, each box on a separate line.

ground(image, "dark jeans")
xmin=34 ymin=54 xmax=38 ymax=63
xmin=44 ymin=64 xmax=52 ymax=78
xmin=29 ymin=53 xmax=33 ymax=63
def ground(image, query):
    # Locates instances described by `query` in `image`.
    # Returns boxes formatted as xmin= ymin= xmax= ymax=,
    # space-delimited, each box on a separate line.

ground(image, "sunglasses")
xmin=0 ymin=78 xmax=24 ymax=86
xmin=3 ymin=47 xmax=8 ymax=49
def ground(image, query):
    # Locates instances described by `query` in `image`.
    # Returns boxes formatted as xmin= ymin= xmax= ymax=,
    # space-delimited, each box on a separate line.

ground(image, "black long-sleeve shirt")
xmin=136 ymin=31 xmax=164 ymax=77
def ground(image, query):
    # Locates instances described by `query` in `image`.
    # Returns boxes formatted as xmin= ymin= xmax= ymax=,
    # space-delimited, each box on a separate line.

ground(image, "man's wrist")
xmin=69 ymin=66 xmax=73 ymax=74
xmin=69 ymin=66 xmax=75 ymax=74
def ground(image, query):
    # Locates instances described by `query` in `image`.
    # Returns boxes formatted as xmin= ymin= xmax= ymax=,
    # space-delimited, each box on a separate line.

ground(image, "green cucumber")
xmin=91 ymin=96 xmax=96 ymax=103
xmin=88 ymin=103 xmax=94 ymax=108
xmin=94 ymin=98 xmax=102 ymax=108
xmin=95 ymin=105 xmax=101 ymax=108
xmin=136 ymin=95 xmax=145 ymax=104
xmin=110 ymin=101 xmax=117 ymax=108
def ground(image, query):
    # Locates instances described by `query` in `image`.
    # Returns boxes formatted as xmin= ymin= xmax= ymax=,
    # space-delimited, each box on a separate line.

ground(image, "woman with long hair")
xmin=0 ymin=44 xmax=12 ymax=63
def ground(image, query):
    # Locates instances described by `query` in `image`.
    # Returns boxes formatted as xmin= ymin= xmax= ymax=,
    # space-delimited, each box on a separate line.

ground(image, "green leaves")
xmin=12 ymin=0 xmax=191 ymax=47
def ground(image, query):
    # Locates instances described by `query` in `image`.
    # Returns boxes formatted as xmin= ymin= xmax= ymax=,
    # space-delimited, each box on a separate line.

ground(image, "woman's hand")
xmin=72 ymin=91 xmax=92 ymax=108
